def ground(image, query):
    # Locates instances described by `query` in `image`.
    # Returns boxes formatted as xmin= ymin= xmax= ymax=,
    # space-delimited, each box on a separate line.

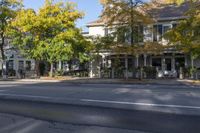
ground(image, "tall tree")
xmin=165 ymin=1 xmax=200 ymax=69
xmin=98 ymin=0 xmax=165 ymax=80
xmin=99 ymin=0 xmax=164 ymax=55
xmin=0 ymin=0 xmax=22 ymax=77
xmin=101 ymin=0 xmax=151 ymax=46
xmin=10 ymin=0 xmax=90 ymax=77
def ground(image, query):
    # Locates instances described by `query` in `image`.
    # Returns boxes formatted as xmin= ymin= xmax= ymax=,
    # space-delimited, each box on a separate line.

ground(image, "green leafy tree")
xmin=100 ymin=0 xmax=164 ymax=55
xmin=10 ymin=0 xmax=90 ymax=77
xmin=101 ymin=0 xmax=151 ymax=46
xmin=165 ymin=1 xmax=200 ymax=70
xmin=0 ymin=0 xmax=22 ymax=77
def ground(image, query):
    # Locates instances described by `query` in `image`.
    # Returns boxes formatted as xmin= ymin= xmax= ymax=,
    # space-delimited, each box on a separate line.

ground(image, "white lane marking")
xmin=1 ymin=93 xmax=200 ymax=110
xmin=81 ymin=99 xmax=200 ymax=110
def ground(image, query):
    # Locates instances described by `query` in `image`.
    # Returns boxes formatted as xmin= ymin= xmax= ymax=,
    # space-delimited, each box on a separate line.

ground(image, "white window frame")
xmin=162 ymin=24 xmax=172 ymax=43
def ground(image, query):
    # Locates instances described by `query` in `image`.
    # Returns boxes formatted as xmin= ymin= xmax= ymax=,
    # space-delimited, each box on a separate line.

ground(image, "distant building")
xmin=0 ymin=38 xmax=35 ymax=78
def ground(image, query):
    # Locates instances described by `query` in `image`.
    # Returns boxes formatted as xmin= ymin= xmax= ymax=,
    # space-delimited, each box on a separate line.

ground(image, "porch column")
xmin=144 ymin=54 xmax=147 ymax=67
xmin=191 ymin=55 xmax=194 ymax=69
xmin=135 ymin=55 xmax=139 ymax=68
xmin=89 ymin=61 xmax=93 ymax=78
xmin=14 ymin=56 xmax=18 ymax=71
xmin=23 ymin=60 xmax=26 ymax=70
xmin=58 ymin=60 xmax=62 ymax=71
xmin=172 ymin=54 xmax=175 ymax=71
xmin=161 ymin=57 xmax=165 ymax=72
xmin=125 ymin=55 xmax=128 ymax=79
xmin=150 ymin=55 xmax=152 ymax=67
xmin=111 ymin=68 xmax=115 ymax=79
xmin=102 ymin=55 xmax=105 ymax=68
xmin=2 ymin=61 xmax=7 ymax=79
xmin=185 ymin=54 xmax=188 ymax=67
xmin=31 ymin=60 xmax=35 ymax=71
xmin=14 ymin=58 xmax=19 ymax=78
xmin=100 ymin=55 xmax=105 ymax=78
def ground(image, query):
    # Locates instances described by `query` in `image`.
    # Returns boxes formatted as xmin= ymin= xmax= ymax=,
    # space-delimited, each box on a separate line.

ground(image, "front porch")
xmin=89 ymin=53 xmax=198 ymax=79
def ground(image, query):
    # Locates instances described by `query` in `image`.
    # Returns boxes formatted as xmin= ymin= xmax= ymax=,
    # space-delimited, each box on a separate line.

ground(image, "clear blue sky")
xmin=23 ymin=0 xmax=103 ymax=31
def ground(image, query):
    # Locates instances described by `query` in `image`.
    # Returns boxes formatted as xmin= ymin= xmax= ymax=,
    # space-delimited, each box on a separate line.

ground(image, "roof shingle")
xmin=87 ymin=2 xmax=192 ymax=26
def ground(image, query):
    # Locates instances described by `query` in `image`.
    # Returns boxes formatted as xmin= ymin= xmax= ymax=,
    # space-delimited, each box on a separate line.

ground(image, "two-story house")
xmin=0 ymin=39 xmax=35 ymax=78
xmin=87 ymin=2 xmax=200 ymax=79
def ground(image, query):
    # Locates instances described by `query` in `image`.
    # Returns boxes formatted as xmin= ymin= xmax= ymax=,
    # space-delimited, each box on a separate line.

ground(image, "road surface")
xmin=0 ymin=113 xmax=145 ymax=133
xmin=0 ymin=81 xmax=200 ymax=132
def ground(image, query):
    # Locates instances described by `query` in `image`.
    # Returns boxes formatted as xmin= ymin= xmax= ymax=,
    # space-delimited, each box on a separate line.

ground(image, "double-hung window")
xmin=153 ymin=24 xmax=172 ymax=42
xmin=153 ymin=24 xmax=163 ymax=42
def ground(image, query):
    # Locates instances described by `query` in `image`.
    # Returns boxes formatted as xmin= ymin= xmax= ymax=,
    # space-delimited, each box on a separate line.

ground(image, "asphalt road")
xmin=0 ymin=113 xmax=145 ymax=133
xmin=0 ymin=81 xmax=200 ymax=133
xmin=1 ymin=97 xmax=200 ymax=133
xmin=0 ymin=81 xmax=200 ymax=110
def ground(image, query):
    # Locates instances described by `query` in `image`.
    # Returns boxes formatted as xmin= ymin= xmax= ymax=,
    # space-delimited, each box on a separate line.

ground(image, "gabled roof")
xmin=150 ymin=2 xmax=190 ymax=21
xmin=87 ymin=18 xmax=104 ymax=27
xmin=87 ymin=2 xmax=192 ymax=27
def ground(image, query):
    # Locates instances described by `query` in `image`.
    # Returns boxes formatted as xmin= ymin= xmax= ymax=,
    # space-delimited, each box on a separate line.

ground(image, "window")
xmin=165 ymin=58 xmax=172 ymax=71
xmin=18 ymin=61 xmax=24 ymax=70
xmin=138 ymin=25 xmax=144 ymax=43
xmin=117 ymin=32 xmax=126 ymax=43
xmin=152 ymin=58 xmax=161 ymax=70
xmin=172 ymin=23 xmax=177 ymax=28
xmin=124 ymin=25 xmax=144 ymax=44
xmin=8 ymin=60 xmax=14 ymax=70
xmin=125 ymin=30 xmax=131 ymax=43
xmin=163 ymin=25 xmax=171 ymax=34
xmin=26 ymin=61 xmax=31 ymax=71
xmin=153 ymin=24 xmax=173 ymax=42
xmin=153 ymin=24 xmax=163 ymax=42
xmin=144 ymin=26 xmax=153 ymax=42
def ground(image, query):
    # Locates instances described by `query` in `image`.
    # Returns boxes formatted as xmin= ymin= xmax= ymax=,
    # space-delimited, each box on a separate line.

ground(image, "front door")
xmin=165 ymin=58 xmax=172 ymax=71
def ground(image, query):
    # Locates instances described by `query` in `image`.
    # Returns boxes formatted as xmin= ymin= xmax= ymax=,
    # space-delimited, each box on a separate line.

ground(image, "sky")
xmin=23 ymin=0 xmax=103 ymax=31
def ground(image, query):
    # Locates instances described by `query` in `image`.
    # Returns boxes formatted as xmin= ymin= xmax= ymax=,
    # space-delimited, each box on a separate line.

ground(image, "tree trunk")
xmin=1 ymin=31 xmax=6 ymax=78
xmin=0 ymin=35 xmax=5 ymax=60
xmin=125 ymin=55 xmax=128 ymax=80
xmin=130 ymin=0 xmax=134 ymax=46
xmin=50 ymin=63 xmax=54 ymax=77
xmin=191 ymin=54 xmax=194 ymax=79
xmin=0 ymin=20 xmax=5 ymax=61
